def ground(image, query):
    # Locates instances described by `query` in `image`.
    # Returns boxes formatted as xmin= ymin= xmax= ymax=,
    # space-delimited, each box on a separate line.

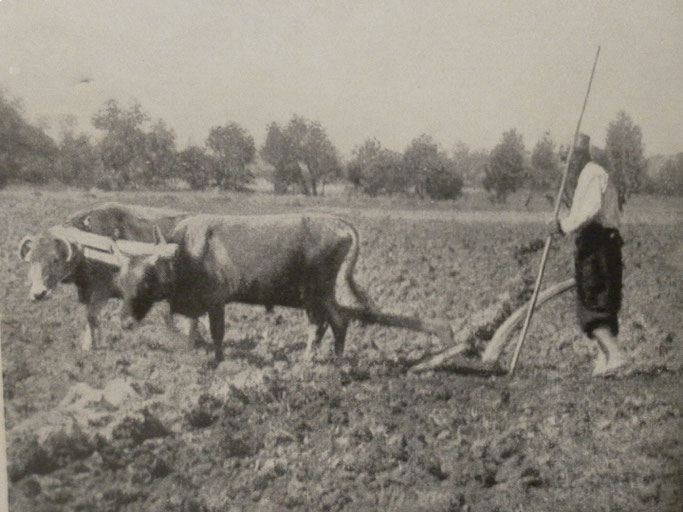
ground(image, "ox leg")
xmin=304 ymin=315 xmax=327 ymax=361
xmin=173 ymin=314 xmax=204 ymax=348
xmin=187 ymin=318 xmax=204 ymax=348
xmin=82 ymin=293 xmax=107 ymax=351
xmin=326 ymin=301 xmax=349 ymax=357
xmin=208 ymin=306 xmax=225 ymax=363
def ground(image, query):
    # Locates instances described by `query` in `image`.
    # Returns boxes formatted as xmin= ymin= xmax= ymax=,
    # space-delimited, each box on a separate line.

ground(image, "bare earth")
xmin=2 ymin=187 xmax=681 ymax=511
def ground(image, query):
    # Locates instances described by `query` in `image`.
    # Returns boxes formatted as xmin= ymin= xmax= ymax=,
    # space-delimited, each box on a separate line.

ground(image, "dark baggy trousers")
xmin=575 ymin=222 xmax=623 ymax=337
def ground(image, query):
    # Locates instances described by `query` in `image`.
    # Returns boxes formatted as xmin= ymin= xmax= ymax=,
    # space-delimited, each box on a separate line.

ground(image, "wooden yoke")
xmin=50 ymin=226 xmax=178 ymax=267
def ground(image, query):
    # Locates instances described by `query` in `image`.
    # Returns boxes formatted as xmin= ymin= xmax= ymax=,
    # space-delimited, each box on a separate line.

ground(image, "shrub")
xmin=483 ymin=129 xmax=526 ymax=203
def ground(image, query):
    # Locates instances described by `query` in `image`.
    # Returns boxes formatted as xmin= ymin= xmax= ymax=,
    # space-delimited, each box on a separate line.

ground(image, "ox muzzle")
xmin=28 ymin=264 xmax=51 ymax=301
xmin=31 ymin=288 xmax=50 ymax=301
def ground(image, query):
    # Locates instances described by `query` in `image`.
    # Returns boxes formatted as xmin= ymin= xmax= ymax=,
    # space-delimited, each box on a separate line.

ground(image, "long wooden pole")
xmin=0 ymin=316 xmax=9 ymax=512
xmin=508 ymin=46 xmax=601 ymax=376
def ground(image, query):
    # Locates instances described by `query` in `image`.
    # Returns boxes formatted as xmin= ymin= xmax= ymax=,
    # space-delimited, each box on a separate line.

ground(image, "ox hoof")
xmin=189 ymin=337 xmax=207 ymax=350
xmin=208 ymin=356 xmax=223 ymax=370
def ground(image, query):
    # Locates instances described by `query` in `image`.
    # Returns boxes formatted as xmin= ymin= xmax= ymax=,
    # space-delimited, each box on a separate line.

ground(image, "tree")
xmin=347 ymin=137 xmax=382 ymax=188
xmin=530 ymin=132 xmax=559 ymax=188
xmin=367 ymin=149 xmax=406 ymax=196
xmin=403 ymin=134 xmax=436 ymax=198
xmin=178 ymin=146 xmax=216 ymax=190
xmin=54 ymin=131 xmax=101 ymax=186
xmin=483 ymin=129 xmax=526 ymax=203
xmin=0 ymin=90 xmax=57 ymax=185
xmin=143 ymin=120 xmax=179 ymax=187
xmin=262 ymin=122 xmax=294 ymax=194
xmin=280 ymin=116 xmax=311 ymax=194
xmin=92 ymin=99 xmax=149 ymax=187
xmin=403 ymin=134 xmax=463 ymax=200
xmin=206 ymin=122 xmax=256 ymax=190
xmin=656 ymin=153 xmax=683 ymax=195
xmin=424 ymin=159 xmax=463 ymax=200
xmin=0 ymin=91 xmax=31 ymax=184
xmin=451 ymin=142 xmax=488 ymax=187
xmin=605 ymin=110 xmax=645 ymax=205
xmin=92 ymin=100 xmax=186 ymax=189
xmin=347 ymin=139 xmax=406 ymax=196
xmin=260 ymin=116 xmax=340 ymax=195
xmin=642 ymin=153 xmax=683 ymax=196
xmin=301 ymin=121 xmax=341 ymax=195
xmin=526 ymin=132 xmax=560 ymax=207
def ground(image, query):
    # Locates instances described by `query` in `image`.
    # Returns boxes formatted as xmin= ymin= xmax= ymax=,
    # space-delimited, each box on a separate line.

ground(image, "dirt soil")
xmin=2 ymin=188 xmax=682 ymax=511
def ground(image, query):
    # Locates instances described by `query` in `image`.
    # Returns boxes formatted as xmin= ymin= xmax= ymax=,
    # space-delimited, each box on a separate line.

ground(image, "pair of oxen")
xmin=19 ymin=203 xmax=454 ymax=363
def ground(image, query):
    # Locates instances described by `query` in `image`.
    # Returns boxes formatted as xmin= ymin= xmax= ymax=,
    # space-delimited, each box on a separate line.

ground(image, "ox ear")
xmin=55 ymin=236 xmax=74 ymax=262
xmin=82 ymin=215 xmax=91 ymax=231
xmin=153 ymin=225 xmax=166 ymax=245
xmin=19 ymin=236 xmax=34 ymax=262
xmin=48 ymin=226 xmax=74 ymax=262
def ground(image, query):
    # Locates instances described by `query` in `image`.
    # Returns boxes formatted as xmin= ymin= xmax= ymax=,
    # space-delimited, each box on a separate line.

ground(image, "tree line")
xmin=1 ymin=90 xmax=680 ymax=200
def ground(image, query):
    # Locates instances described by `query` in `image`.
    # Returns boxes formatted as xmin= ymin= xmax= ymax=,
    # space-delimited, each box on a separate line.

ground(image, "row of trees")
xmin=480 ymin=111 xmax=658 ymax=206
xmin=86 ymin=100 xmax=259 ymax=191
xmin=346 ymin=135 xmax=468 ymax=200
xmin=0 ymin=94 xmax=260 ymax=191
xmin=1 ymin=89 xmax=679 ymax=199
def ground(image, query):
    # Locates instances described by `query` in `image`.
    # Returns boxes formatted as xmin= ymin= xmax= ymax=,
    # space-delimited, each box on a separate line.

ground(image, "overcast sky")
xmin=1 ymin=0 xmax=681 ymax=157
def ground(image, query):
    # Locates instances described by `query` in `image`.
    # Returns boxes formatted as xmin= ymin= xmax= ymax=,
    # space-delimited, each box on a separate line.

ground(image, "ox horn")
xmin=153 ymin=225 xmax=166 ymax=245
xmin=109 ymin=240 xmax=129 ymax=268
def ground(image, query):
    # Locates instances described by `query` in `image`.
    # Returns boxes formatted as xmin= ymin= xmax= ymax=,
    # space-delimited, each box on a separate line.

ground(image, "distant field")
xmin=2 ymin=186 xmax=682 ymax=511
xmin=4 ymin=182 xmax=681 ymax=221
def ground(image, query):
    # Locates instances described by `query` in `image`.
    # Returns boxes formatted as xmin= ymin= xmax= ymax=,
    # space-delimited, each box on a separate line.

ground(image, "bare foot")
xmin=592 ymin=351 xmax=607 ymax=377
xmin=593 ymin=352 xmax=627 ymax=378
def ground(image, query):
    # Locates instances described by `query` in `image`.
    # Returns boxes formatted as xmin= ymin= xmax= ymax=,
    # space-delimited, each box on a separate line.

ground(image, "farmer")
xmin=551 ymin=133 xmax=627 ymax=377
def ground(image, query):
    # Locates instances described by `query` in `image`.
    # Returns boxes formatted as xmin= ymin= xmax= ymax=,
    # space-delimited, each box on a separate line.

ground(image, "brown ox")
xmin=111 ymin=213 xmax=453 ymax=362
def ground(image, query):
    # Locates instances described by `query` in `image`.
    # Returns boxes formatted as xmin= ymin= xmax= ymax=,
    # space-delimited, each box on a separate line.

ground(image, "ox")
xmin=111 ymin=213 xmax=453 ymax=362
xmin=17 ymin=202 xmax=201 ymax=350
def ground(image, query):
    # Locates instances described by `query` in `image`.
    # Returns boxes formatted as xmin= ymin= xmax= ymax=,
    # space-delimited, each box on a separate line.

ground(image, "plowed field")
xmin=2 ymin=188 xmax=681 ymax=511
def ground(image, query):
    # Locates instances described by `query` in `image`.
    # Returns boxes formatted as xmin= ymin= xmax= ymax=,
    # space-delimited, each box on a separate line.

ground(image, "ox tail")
xmin=339 ymin=305 xmax=453 ymax=346
xmin=333 ymin=218 xmax=454 ymax=346
xmin=336 ymin=218 xmax=379 ymax=313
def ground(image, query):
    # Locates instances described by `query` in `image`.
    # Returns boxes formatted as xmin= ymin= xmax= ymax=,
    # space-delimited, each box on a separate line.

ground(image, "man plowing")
xmin=551 ymin=134 xmax=627 ymax=377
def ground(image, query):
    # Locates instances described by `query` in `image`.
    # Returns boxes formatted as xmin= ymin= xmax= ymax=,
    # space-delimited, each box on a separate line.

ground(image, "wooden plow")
xmin=409 ymin=278 xmax=576 ymax=375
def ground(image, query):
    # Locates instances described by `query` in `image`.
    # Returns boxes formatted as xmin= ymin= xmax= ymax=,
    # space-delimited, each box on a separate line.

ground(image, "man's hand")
xmin=548 ymin=218 xmax=564 ymax=238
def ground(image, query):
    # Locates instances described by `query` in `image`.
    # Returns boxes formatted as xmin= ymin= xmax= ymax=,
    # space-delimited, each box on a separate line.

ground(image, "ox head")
xmin=112 ymin=226 xmax=178 ymax=329
xmin=18 ymin=228 xmax=77 ymax=301
xmin=70 ymin=209 xmax=123 ymax=239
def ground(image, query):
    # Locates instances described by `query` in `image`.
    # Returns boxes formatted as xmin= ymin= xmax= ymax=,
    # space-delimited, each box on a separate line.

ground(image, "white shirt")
xmin=559 ymin=162 xmax=620 ymax=234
